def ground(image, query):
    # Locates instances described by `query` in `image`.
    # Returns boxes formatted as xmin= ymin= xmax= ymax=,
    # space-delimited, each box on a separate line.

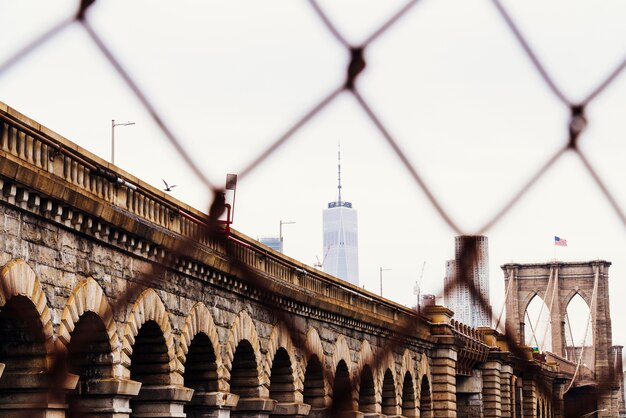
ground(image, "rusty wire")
xmin=0 ymin=0 xmax=625 ymax=416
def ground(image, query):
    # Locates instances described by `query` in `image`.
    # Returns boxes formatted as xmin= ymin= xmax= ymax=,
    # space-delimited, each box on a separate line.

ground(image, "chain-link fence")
xmin=1 ymin=0 xmax=626 ymax=416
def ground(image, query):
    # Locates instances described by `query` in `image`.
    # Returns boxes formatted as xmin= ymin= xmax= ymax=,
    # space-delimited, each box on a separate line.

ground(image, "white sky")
xmin=1 ymin=0 xmax=626 ymax=360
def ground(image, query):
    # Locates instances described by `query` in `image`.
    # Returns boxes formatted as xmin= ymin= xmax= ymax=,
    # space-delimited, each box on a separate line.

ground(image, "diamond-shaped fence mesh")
xmin=1 ymin=0 xmax=625 ymax=416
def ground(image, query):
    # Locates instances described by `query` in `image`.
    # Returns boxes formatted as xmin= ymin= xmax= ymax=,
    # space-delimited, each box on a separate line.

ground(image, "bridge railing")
xmin=450 ymin=319 xmax=490 ymax=376
xmin=0 ymin=105 xmax=411 ymax=328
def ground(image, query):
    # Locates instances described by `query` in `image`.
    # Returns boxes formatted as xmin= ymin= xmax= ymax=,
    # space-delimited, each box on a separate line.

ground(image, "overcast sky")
xmin=2 ymin=0 xmax=626 ymax=358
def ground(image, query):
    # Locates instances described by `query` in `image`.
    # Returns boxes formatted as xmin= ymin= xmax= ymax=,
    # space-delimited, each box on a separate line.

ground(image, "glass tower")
xmin=322 ymin=147 xmax=359 ymax=285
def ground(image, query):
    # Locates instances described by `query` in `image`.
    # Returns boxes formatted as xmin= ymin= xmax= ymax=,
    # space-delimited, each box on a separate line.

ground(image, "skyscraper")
xmin=322 ymin=147 xmax=359 ymax=285
xmin=444 ymin=235 xmax=491 ymax=328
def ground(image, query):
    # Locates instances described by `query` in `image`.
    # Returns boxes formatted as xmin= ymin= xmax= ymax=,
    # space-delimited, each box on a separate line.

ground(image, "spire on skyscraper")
xmin=337 ymin=143 xmax=342 ymax=204
xmin=323 ymin=144 xmax=359 ymax=285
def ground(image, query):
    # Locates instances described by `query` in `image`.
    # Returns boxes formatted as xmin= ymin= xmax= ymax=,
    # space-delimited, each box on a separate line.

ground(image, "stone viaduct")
xmin=0 ymin=101 xmax=622 ymax=417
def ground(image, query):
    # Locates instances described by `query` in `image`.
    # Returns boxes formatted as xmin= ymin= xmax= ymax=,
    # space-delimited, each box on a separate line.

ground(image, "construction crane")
xmin=314 ymin=245 xmax=331 ymax=269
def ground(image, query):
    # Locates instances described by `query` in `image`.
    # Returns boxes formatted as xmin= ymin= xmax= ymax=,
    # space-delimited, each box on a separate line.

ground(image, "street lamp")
xmin=379 ymin=267 xmax=391 ymax=297
xmin=111 ymin=120 xmax=135 ymax=164
xmin=279 ymin=220 xmax=295 ymax=253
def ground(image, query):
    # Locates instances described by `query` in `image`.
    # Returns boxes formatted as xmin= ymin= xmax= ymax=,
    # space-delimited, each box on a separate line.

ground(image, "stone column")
xmin=69 ymin=377 xmax=141 ymax=418
xmin=131 ymin=384 xmax=194 ymax=417
xmin=0 ymin=363 xmax=4 ymax=378
xmin=231 ymin=397 xmax=277 ymax=418
xmin=550 ymin=379 xmax=566 ymax=418
xmin=481 ymin=361 xmax=502 ymax=418
xmin=424 ymin=305 xmax=458 ymax=418
xmin=0 ymin=371 xmax=78 ymax=417
xmin=499 ymin=364 xmax=513 ymax=418
xmin=521 ymin=373 xmax=538 ymax=418
xmin=185 ymin=391 xmax=239 ymax=418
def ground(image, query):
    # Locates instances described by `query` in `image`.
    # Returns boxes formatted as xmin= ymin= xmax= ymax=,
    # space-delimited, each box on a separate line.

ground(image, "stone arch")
xmin=418 ymin=373 xmax=433 ymax=418
xmin=377 ymin=351 xmax=398 ymax=415
xmin=398 ymin=350 xmax=417 ymax=417
xmin=302 ymin=327 xmax=329 ymax=409
xmin=524 ymin=293 xmax=552 ymax=350
xmin=59 ymin=278 xmax=120 ymax=376
xmin=355 ymin=342 xmax=376 ymax=413
xmin=265 ymin=322 xmax=304 ymax=402
xmin=417 ymin=355 xmax=431 ymax=391
xmin=331 ymin=335 xmax=352 ymax=376
xmin=563 ymin=288 xmax=591 ymax=309
xmin=303 ymin=327 xmax=326 ymax=370
xmin=355 ymin=340 xmax=374 ymax=377
xmin=223 ymin=310 xmax=265 ymax=396
xmin=177 ymin=302 xmax=223 ymax=389
xmin=122 ymin=288 xmax=178 ymax=383
xmin=521 ymin=291 xmax=549 ymax=320
xmin=0 ymin=259 xmax=53 ymax=351
xmin=398 ymin=350 xmax=417 ymax=390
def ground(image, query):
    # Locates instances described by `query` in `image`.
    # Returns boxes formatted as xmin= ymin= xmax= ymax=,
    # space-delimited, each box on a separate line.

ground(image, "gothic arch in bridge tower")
xmin=265 ymin=321 xmax=304 ymax=403
xmin=523 ymin=293 xmax=552 ymax=351
xmin=502 ymin=262 xmax=613 ymax=377
xmin=177 ymin=302 xmax=224 ymax=392
xmin=122 ymin=288 xmax=179 ymax=383
xmin=58 ymin=278 xmax=121 ymax=377
xmin=224 ymin=309 xmax=267 ymax=398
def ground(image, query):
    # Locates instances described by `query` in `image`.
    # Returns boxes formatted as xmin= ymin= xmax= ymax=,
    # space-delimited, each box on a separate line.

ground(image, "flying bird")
xmin=162 ymin=179 xmax=177 ymax=192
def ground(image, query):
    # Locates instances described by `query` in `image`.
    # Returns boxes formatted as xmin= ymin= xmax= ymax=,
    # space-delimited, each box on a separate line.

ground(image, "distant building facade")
xmin=322 ymin=148 xmax=359 ymax=285
xmin=260 ymin=236 xmax=282 ymax=253
xmin=444 ymin=235 xmax=491 ymax=328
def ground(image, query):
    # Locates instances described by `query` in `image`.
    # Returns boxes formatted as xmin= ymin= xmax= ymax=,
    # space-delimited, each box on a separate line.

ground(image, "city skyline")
xmin=1 ymin=0 xmax=625 ymax=358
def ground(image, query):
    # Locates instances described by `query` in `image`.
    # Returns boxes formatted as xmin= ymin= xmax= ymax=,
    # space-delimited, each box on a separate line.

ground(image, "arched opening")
xmin=0 ymin=295 xmax=51 ymax=415
xmin=129 ymin=320 xmax=171 ymax=417
xmin=66 ymin=311 xmax=113 ymax=417
xmin=381 ymin=368 xmax=397 ymax=415
xmin=401 ymin=371 xmax=416 ymax=417
xmin=524 ymin=294 xmax=552 ymax=352
xmin=564 ymin=293 xmax=593 ymax=368
xmin=0 ymin=295 xmax=47 ymax=375
xmin=230 ymin=340 xmax=260 ymax=399
xmin=303 ymin=354 xmax=325 ymax=408
xmin=67 ymin=312 xmax=113 ymax=380
xmin=331 ymin=360 xmax=352 ymax=413
xmin=183 ymin=332 xmax=218 ymax=415
xmin=357 ymin=365 xmax=375 ymax=413
xmin=419 ymin=376 xmax=432 ymax=418
xmin=269 ymin=347 xmax=295 ymax=403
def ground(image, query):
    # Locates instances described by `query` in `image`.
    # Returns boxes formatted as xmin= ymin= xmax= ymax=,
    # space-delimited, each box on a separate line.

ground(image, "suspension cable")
xmin=540 ymin=267 xmax=558 ymax=352
xmin=564 ymin=265 xmax=599 ymax=393
xmin=496 ymin=269 xmax=515 ymax=331
xmin=527 ymin=267 xmax=553 ymax=349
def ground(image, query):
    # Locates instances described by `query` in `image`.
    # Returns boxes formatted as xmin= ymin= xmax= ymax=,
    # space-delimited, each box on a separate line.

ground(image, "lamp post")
xmin=111 ymin=120 xmax=135 ymax=164
xmin=279 ymin=220 xmax=295 ymax=253
xmin=379 ymin=267 xmax=391 ymax=297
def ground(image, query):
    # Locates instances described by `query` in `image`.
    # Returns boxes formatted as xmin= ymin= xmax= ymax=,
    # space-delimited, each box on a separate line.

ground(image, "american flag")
xmin=554 ymin=236 xmax=567 ymax=246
